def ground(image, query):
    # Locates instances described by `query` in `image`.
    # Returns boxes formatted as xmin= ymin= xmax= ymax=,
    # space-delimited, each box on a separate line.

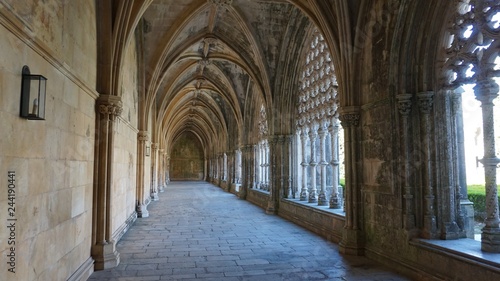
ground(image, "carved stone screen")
xmin=170 ymin=132 xmax=204 ymax=180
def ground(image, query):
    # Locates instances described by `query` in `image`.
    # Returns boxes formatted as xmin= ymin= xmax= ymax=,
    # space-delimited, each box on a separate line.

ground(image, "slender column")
xmin=397 ymin=94 xmax=415 ymax=230
xmin=265 ymin=141 xmax=269 ymax=190
xmin=166 ymin=155 xmax=170 ymax=184
xmin=309 ymin=125 xmax=318 ymax=203
xmin=300 ymin=128 xmax=309 ymax=201
xmin=136 ymin=131 xmax=149 ymax=218
xmin=92 ymin=94 xmax=122 ymax=269
xmin=158 ymin=149 xmax=165 ymax=193
xmin=151 ymin=143 xmax=159 ymax=201
xmin=284 ymin=135 xmax=293 ymax=199
xmin=266 ymin=136 xmax=280 ymax=214
xmin=318 ymin=124 xmax=328 ymax=206
xmin=328 ymin=118 xmax=341 ymax=208
xmin=258 ymin=141 xmax=266 ymax=189
xmin=253 ymin=144 xmax=259 ymax=189
xmin=418 ymin=91 xmax=437 ymax=238
xmin=474 ymin=79 xmax=500 ymax=252
xmin=338 ymin=109 xmax=364 ymax=255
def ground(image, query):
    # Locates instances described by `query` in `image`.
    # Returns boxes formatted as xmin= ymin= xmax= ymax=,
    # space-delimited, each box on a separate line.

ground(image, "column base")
xmin=299 ymin=190 xmax=308 ymax=201
xmin=151 ymin=192 xmax=159 ymax=201
xmin=461 ymin=199 xmax=475 ymax=239
xmin=92 ymin=241 xmax=120 ymax=270
xmin=266 ymin=201 xmax=277 ymax=215
xmin=318 ymin=193 xmax=328 ymax=206
xmin=481 ymin=227 xmax=500 ymax=252
xmin=136 ymin=203 xmax=149 ymax=218
xmin=339 ymin=228 xmax=364 ymax=256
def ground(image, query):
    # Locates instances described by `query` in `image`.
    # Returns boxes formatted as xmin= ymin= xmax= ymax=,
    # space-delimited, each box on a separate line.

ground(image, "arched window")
xmin=443 ymin=0 xmax=500 ymax=251
xmin=256 ymin=104 xmax=270 ymax=191
xmin=294 ymin=28 xmax=344 ymax=209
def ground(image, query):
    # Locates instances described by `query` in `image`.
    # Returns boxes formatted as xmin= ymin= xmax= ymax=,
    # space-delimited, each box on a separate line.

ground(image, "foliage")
xmin=467 ymin=184 xmax=500 ymax=220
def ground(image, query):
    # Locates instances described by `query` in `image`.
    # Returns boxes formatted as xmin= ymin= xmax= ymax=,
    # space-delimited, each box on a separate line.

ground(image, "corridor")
xmin=88 ymin=182 xmax=409 ymax=281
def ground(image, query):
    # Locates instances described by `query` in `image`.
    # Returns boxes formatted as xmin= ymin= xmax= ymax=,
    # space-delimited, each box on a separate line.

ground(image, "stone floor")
xmin=88 ymin=181 xmax=410 ymax=281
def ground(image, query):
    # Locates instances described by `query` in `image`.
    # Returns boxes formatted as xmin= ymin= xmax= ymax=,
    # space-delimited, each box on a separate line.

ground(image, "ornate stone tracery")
xmin=444 ymin=0 xmax=500 ymax=251
xmin=295 ymin=28 xmax=343 ymax=208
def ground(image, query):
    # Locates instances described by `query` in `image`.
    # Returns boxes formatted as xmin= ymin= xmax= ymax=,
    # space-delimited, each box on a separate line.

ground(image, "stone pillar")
xmin=418 ymin=91 xmax=437 ymax=238
xmin=328 ymin=118 xmax=342 ymax=209
xmin=283 ymin=135 xmax=293 ymax=199
xmin=158 ymin=149 xmax=165 ymax=193
xmin=254 ymin=144 xmax=259 ymax=189
xmin=264 ymin=141 xmax=270 ymax=190
xmin=318 ymin=124 xmax=328 ymax=206
xmin=150 ymin=143 xmax=159 ymax=201
xmin=308 ymin=126 xmax=318 ymax=203
xmin=239 ymin=145 xmax=251 ymax=199
xmin=92 ymin=94 xmax=122 ymax=270
xmin=266 ymin=136 xmax=280 ymax=214
xmin=338 ymin=108 xmax=364 ymax=255
xmin=300 ymin=128 xmax=309 ymax=201
xmin=474 ymin=79 xmax=500 ymax=252
xmin=166 ymin=155 xmax=170 ymax=185
xmin=136 ymin=131 xmax=149 ymax=218
xmin=397 ymin=94 xmax=415 ymax=231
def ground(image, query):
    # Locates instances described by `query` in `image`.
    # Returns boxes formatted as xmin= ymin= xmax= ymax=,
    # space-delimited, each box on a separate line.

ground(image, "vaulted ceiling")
xmin=137 ymin=0 xmax=315 ymax=156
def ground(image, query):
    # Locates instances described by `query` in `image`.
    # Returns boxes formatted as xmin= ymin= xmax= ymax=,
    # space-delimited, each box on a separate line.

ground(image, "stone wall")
xmin=0 ymin=1 xmax=97 ymax=280
xmin=170 ymin=133 xmax=204 ymax=180
xmin=111 ymin=36 xmax=139 ymax=240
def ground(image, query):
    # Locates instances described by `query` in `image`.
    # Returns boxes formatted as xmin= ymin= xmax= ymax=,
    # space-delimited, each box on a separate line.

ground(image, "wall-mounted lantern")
xmin=20 ymin=65 xmax=47 ymax=120
xmin=146 ymin=145 xmax=151 ymax=157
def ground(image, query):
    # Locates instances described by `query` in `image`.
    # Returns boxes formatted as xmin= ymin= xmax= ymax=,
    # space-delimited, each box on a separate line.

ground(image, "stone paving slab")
xmin=89 ymin=181 xmax=410 ymax=280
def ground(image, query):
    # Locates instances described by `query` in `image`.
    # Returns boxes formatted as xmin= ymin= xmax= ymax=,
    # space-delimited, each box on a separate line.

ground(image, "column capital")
xmin=339 ymin=106 xmax=360 ymax=127
xmin=396 ymin=94 xmax=413 ymax=116
xmin=474 ymin=78 xmax=499 ymax=104
xmin=97 ymin=94 xmax=123 ymax=118
xmin=151 ymin=143 xmax=159 ymax=150
xmin=137 ymin=131 xmax=149 ymax=141
xmin=417 ymin=91 xmax=434 ymax=114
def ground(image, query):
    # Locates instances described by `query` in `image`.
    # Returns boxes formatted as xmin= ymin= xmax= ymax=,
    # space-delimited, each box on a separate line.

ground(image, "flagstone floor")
xmin=89 ymin=181 xmax=410 ymax=281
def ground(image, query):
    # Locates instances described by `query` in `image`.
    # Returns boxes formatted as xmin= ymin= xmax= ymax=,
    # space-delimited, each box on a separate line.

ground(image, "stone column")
xmin=150 ymin=143 xmax=159 ymax=201
xmin=328 ymin=118 xmax=342 ymax=209
xmin=252 ymin=144 xmax=260 ymax=189
xmin=264 ymin=141 xmax=270 ymax=190
xmin=239 ymin=145 xmax=250 ymax=199
xmin=158 ymin=149 xmax=165 ymax=193
xmin=136 ymin=131 xmax=149 ymax=218
xmin=318 ymin=124 xmax=328 ymax=206
xmin=166 ymin=155 xmax=170 ymax=185
xmin=308 ymin=125 xmax=318 ymax=203
xmin=92 ymin=94 xmax=122 ymax=270
xmin=474 ymin=79 xmax=500 ymax=252
xmin=266 ymin=136 xmax=279 ymax=214
xmin=283 ymin=135 xmax=293 ymax=199
xmin=418 ymin=91 xmax=437 ymax=238
xmin=397 ymin=94 xmax=415 ymax=230
xmin=338 ymin=108 xmax=364 ymax=255
xmin=300 ymin=128 xmax=309 ymax=201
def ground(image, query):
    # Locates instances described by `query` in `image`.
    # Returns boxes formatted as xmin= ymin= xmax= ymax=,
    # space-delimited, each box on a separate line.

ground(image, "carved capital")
xmin=474 ymin=79 xmax=499 ymax=105
xmin=339 ymin=113 xmax=360 ymax=127
xmin=151 ymin=143 xmax=158 ymax=150
xmin=138 ymin=131 xmax=149 ymax=142
xmin=396 ymin=94 xmax=413 ymax=116
xmin=417 ymin=91 xmax=434 ymax=114
xmin=97 ymin=95 xmax=123 ymax=118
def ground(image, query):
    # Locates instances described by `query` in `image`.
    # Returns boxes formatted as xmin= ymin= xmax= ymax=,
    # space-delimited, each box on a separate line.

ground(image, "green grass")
xmin=468 ymin=184 xmax=486 ymax=195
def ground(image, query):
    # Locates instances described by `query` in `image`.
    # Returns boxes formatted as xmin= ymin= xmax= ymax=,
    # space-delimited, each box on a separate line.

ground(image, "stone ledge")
xmin=411 ymin=238 xmax=500 ymax=272
xmin=283 ymin=198 xmax=345 ymax=217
